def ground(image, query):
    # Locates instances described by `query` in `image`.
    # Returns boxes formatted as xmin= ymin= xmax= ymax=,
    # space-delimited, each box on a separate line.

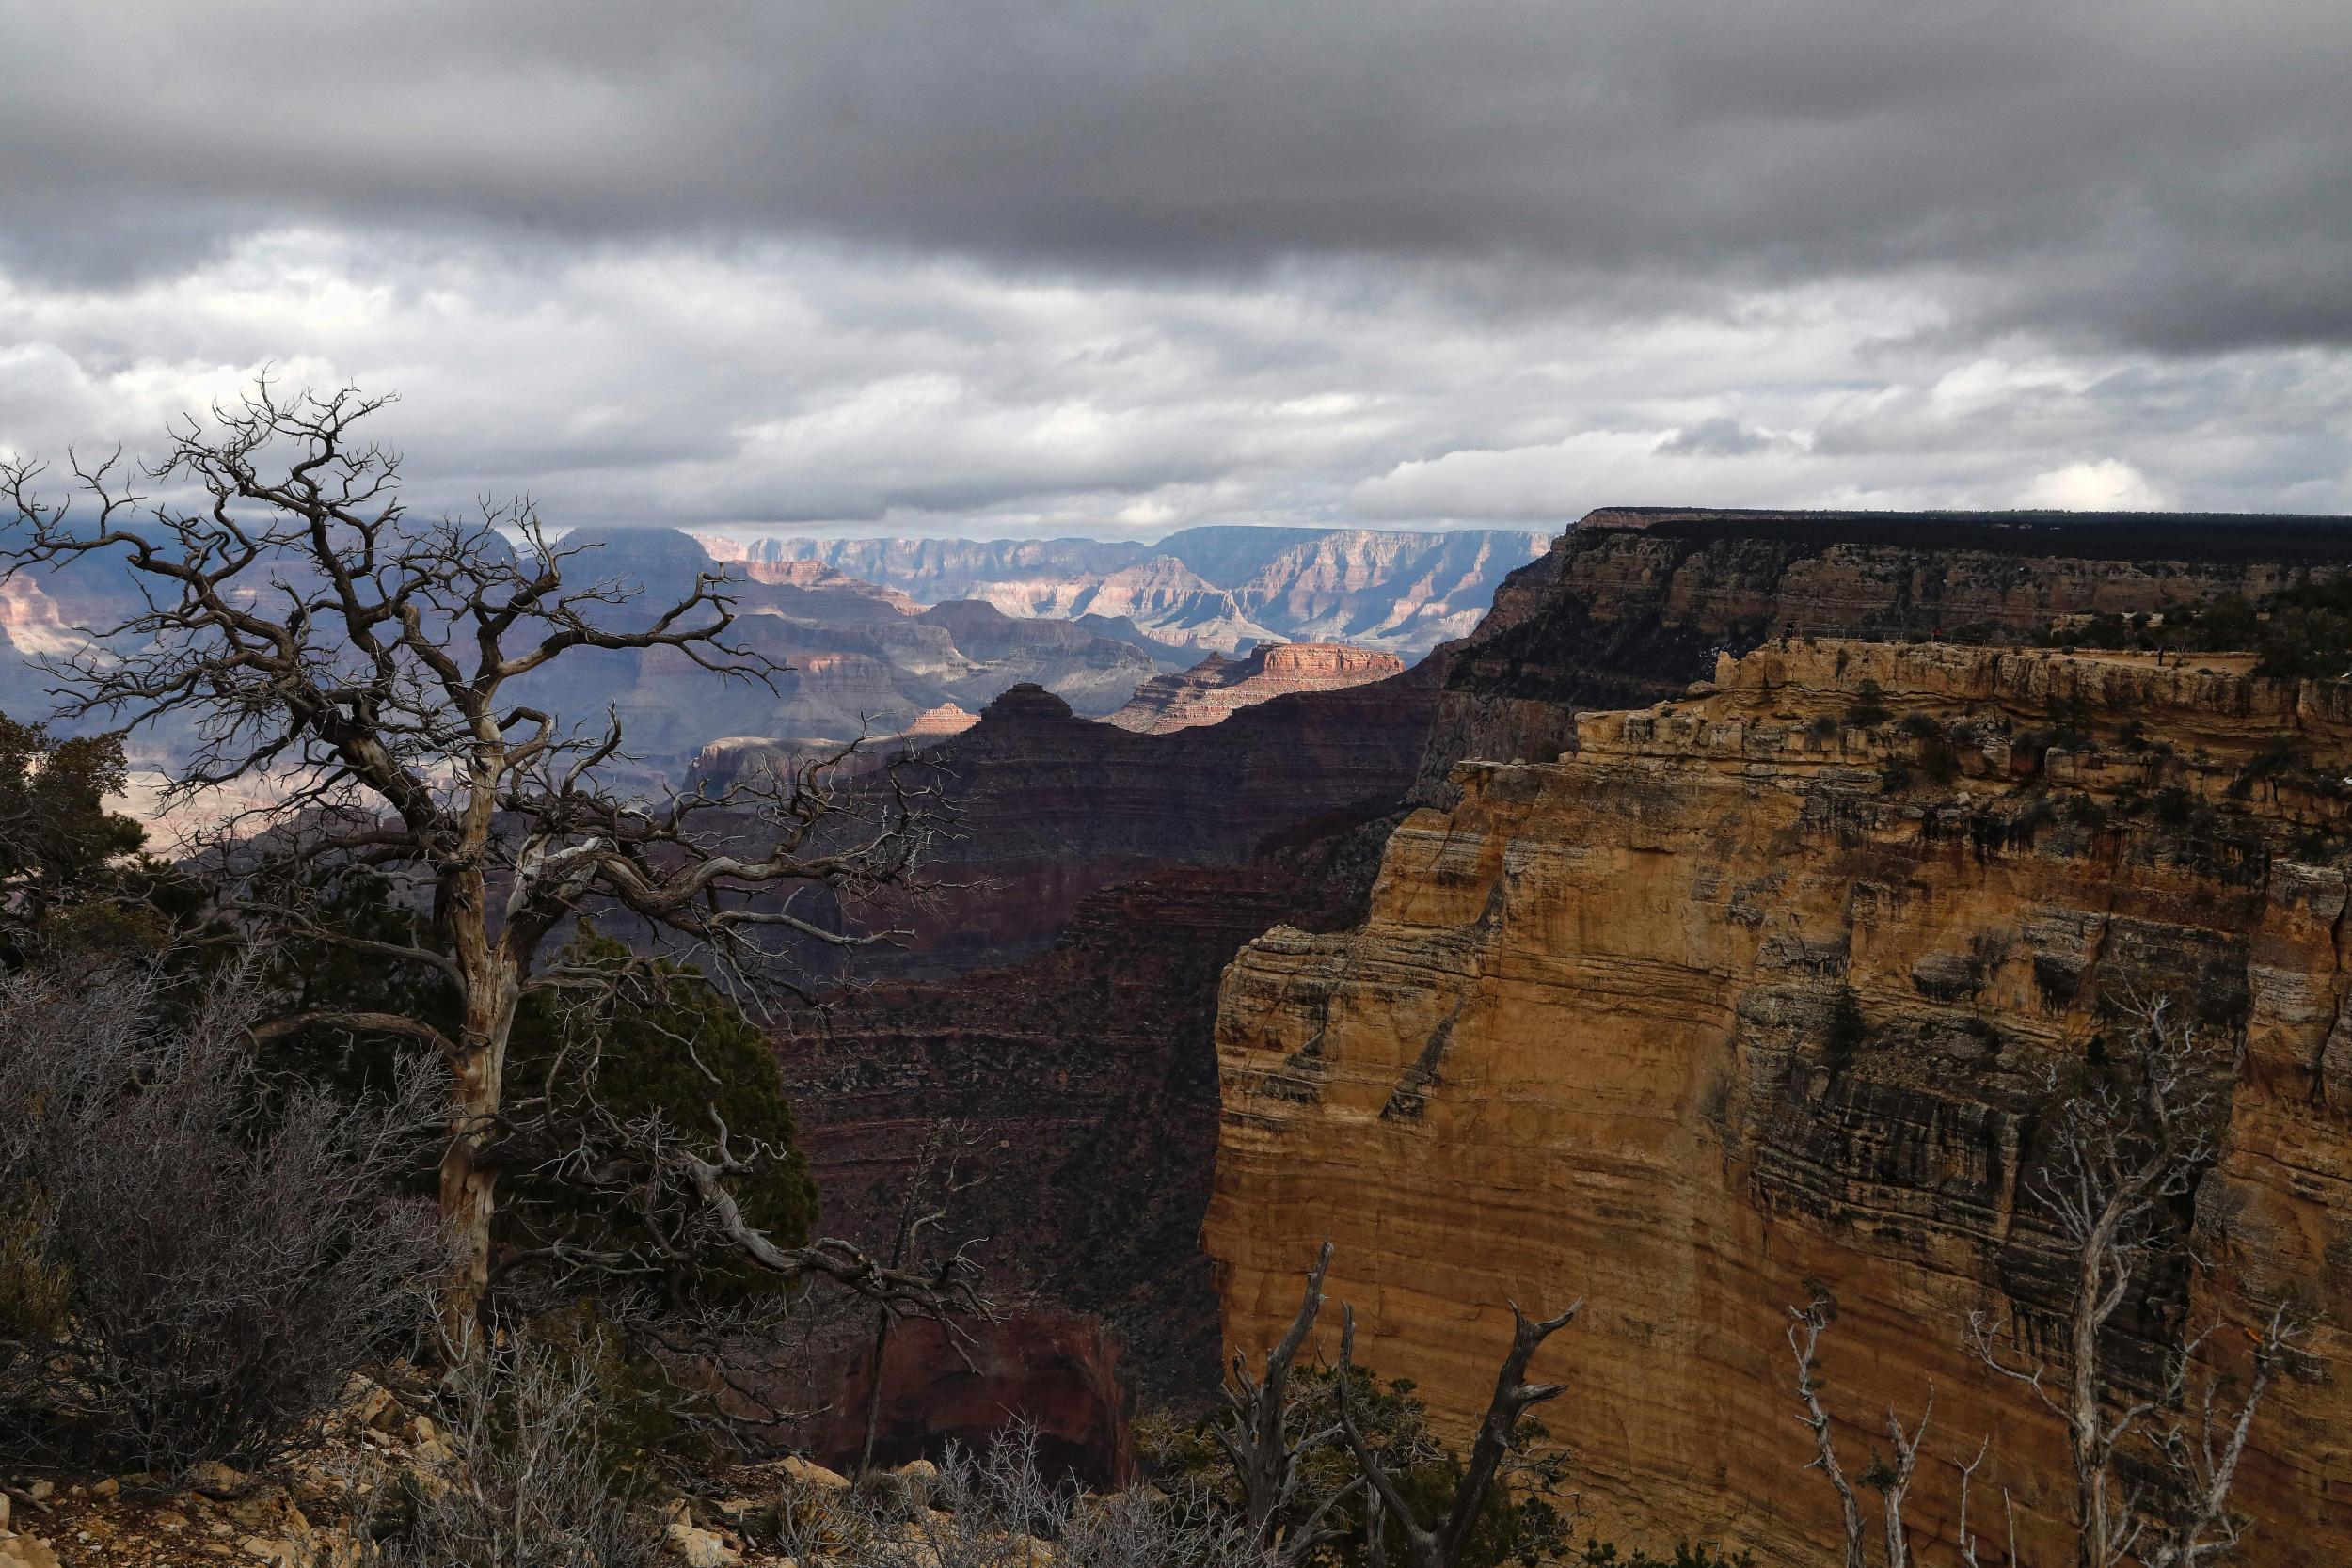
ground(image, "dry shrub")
xmin=774 ymin=1421 xmax=1270 ymax=1568
xmin=382 ymin=1326 xmax=666 ymax=1568
xmin=0 ymin=961 xmax=440 ymax=1470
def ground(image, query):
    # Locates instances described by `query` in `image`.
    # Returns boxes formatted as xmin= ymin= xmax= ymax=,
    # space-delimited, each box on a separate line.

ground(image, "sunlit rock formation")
xmin=1209 ymin=640 xmax=2352 ymax=1566
xmin=1102 ymin=642 xmax=1406 ymax=734
xmin=1419 ymin=505 xmax=2352 ymax=805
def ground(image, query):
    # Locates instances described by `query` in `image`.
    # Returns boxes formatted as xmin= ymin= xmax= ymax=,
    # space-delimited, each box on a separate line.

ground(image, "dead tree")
xmin=1967 ymin=995 xmax=2303 ymax=1568
xmin=1208 ymin=1241 xmax=1365 ymax=1565
xmin=1336 ymin=1296 xmax=1581 ymax=1568
xmin=1785 ymin=1288 xmax=1936 ymax=1568
xmin=0 ymin=380 xmax=964 ymax=1357
xmin=855 ymin=1118 xmax=987 ymax=1478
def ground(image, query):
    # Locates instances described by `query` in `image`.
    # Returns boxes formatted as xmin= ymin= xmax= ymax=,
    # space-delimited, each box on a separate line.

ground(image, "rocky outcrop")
xmin=1421 ymin=506 xmax=2352 ymax=805
xmin=1207 ymin=641 xmax=2352 ymax=1565
xmin=1202 ymin=526 xmax=1552 ymax=654
xmin=966 ymin=557 xmax=1279 ymax=654
xmin=914 ymin=601 xmax=1160 ymax=716
xmin=803 ymin=1315 xmax=1136 ymax=1490
xmin=1103 ymin=642 xmax=1406 ymax=734
xmin=902 ymin=702 xmax=979 ymax=738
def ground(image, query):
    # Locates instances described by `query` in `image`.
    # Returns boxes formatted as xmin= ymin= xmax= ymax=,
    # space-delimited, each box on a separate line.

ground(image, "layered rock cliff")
xmin=1207 ymin=641 xmax=2352 ymax=1565
xmin=1103 ymin=642 xmax=1406 ymax=734
xmin=840 ymin=662 xmax=1438 ymax=974
xmin=1421 ymin=506 xmax=2352 ymax=805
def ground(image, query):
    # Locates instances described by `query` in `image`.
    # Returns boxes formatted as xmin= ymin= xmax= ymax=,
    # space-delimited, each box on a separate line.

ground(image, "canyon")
xmin=723 ymin=526 xmax=1549 ymax=657
xmin=770 ymin=505 xmax=2352 ymax=1553
xmin=767 ymin=788 xmax=1409 ymax=1484
xmin=829 ymin=665 xmax=1438 ymax=974
xmin=30 ymin=493 xmax=2352 ymax=1559
xmin=0 ymin=523 xmax=1169 ymax=781
xmin=1207 ymin=639 xmax=2352 ymax=1565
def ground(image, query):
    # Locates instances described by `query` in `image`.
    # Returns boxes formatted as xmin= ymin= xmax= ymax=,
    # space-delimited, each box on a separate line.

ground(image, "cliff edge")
xmin=1208 ymin=639 xmax=2352 ymax=1565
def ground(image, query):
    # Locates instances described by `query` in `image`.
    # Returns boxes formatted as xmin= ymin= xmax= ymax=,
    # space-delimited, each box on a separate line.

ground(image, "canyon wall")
xmin=848 ymin=664 xmax=1436 ymax=974
xmin=1207 ymin=640 xmax=2352 ymax=1565
xmin=784 ymin=855 xmax=1377 ymax=1412
xmin=1422 ymin=506 xmax=2352 ymax=805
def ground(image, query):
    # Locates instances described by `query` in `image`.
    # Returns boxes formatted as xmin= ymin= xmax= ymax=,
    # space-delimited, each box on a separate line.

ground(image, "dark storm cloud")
xmin=3 ymin=2 xmax=2349 ymax=536
xmin=5 ymin=1 xmax=2350 ymax=351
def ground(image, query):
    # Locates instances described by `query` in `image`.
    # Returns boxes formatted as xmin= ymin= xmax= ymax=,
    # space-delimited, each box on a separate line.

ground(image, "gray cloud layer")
xmin=3 ymin=2 xmax=2349 ymax=533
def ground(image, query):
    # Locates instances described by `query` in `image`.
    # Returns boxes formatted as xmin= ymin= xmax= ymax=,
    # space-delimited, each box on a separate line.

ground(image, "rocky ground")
xmin=0 ymin=1369 xmax=998 ymax=1568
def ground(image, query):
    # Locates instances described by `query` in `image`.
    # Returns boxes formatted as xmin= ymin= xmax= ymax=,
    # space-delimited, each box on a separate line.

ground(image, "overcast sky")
xmin=3 ymin=0 xmax=2349 ymax=539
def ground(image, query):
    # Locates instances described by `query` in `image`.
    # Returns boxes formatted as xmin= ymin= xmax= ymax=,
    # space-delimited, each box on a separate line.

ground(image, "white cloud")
xmin=2011 ymin=458 xmax=2174 ymax=512
xmin=2 ymin=230 xmax=2348 ymax=540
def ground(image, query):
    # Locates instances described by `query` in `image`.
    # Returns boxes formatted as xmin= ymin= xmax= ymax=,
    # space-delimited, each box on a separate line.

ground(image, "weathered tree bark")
xmin=1336 ymin=1296 xmax=1579 ymax=1568
xmin=1786 ymin=1295 xmax=1871 ymax=1568
xmin=1213 ymin=1240 xmax=1363 ymax=1564
xmin=438 ymin=940 xmax=522 ymax=1354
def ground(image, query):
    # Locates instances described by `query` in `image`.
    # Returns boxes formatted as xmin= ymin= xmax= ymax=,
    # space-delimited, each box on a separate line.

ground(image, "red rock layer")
xmin=1102 ymin=642 xmax=1406 ymax=734
xmin=781 ymin=847 xmax=1389 ymax=1410
xmin=839 ymin=661 xmax=1437 ymax=976
xmin=803 ymin=1314 xmax=1136 ymax=1490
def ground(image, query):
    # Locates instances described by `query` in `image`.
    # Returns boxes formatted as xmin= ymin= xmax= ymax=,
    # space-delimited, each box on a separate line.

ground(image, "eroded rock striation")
xmin=1420 ymin=505 xmax=2352 ymax=805
xmin=741 ymin=527 xmax=1549 ymax=658
xmin=783 ymin=859 xmax=1375 ymax=1415
xmin=1208 ymin=641 xmax=2352 ymax=1565
xmin=847 ymin=664 xmax=1436 ymax=974
xmin=1103 ymin=642 xmax=1406 ymax=734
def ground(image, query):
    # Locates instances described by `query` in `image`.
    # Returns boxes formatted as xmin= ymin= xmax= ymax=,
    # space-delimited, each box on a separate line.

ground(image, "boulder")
xmin=664 ymin=1517 xmax=740 ymax=1568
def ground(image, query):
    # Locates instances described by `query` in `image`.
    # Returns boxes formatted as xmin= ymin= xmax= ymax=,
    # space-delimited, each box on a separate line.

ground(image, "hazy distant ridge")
xmin=716 ymin=526 xmax=1550 ymax=656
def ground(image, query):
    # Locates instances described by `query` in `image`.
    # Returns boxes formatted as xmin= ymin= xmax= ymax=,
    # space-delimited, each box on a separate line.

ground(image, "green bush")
xmin=1581 ymin=1542 xmax=1757 ymax=1568
xmin=505 ymin=929 xmax=819 ymax=1306
xmin=1844 ymin=680 xmax=1893 ymax=727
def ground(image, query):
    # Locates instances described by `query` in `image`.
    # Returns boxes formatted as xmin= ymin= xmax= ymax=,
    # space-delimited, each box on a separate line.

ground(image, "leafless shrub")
xmin=1958 ymin=992 xmax=2306 ymax=1568
xmin=1209 ymin=1241 xmax=1363 ymax=1564
xmin=1784 ymin=1287 xmax=1955 ymax=1568
xmin=772 ymin=1421 xmax=1270 ymax=1568
xmin=0 ymin=961 xmax=440 ymax=1470
xmin=382 ymin=1327 xmax=666 ymax=1568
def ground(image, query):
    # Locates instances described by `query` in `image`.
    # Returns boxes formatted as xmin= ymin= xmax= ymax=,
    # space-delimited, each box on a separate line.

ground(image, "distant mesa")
xmin=1103 ymin=641 xmax=1406 ymax=734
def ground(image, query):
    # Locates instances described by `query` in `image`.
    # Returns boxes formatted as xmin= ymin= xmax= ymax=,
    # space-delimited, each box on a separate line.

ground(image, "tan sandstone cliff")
xmin=1206 ymin=641 xmax=2352 ymax=1565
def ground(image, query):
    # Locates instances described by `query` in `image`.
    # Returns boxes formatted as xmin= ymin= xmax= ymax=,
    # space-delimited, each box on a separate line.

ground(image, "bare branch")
xmin=1337 ymin=1292 xmax=1581 ymax=1568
